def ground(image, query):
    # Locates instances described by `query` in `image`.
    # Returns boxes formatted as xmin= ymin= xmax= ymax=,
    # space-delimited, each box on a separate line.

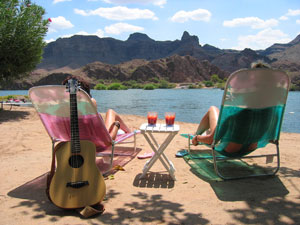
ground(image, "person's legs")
xmin=105 ymin=109 xmax=131 ymax=133
xmin=194 ymin=106 xmax=219 ymax=145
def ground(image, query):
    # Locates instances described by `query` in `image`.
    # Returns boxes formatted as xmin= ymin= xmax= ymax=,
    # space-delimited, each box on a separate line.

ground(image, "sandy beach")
xmin=0 ymin=106 xmax=299 ymax=225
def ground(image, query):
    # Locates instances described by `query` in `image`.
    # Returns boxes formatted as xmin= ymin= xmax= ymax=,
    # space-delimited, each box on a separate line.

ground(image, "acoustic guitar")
xmin=49 ymin=78 xmax=106 ymax=209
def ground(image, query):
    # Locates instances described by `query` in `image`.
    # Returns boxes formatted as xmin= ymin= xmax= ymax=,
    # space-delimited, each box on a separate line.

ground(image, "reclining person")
xmin=62 ymin=76 xmax=131 ymax=141
xmin=191 ymin=62 xmax=271 ymax=154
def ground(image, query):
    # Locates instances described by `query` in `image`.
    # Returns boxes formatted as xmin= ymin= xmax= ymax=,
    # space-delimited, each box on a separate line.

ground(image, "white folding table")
xmin=139 ymin=123 xmax=180 ymax=180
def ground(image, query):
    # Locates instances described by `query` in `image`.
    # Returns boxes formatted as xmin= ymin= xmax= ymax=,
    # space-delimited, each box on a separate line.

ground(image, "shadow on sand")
xmin=0 ymin=109 xmax=30 ymax=123
xmin=133 ymin=172 xmax=175 ymax=188
xmin=8 ymin=173 xmax=209 ymax=224
xmin=182 ymin=148 xmax=300 ymax=224
xmin=7 ymin=147 xmax=143 ymax=221
xmin=98 ymin=191 xmax=209 ymax=224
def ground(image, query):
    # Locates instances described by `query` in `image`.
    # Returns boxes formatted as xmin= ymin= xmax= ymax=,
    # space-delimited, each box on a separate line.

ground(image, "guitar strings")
xmin=70 ymin=82 xmax=80 ymax=184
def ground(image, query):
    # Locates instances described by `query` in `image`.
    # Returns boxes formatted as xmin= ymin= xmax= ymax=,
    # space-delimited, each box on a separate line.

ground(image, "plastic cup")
xmin=147 ymin=112 xmax=158 ymax=125
xmin=165 ymin=112 xmax=176 ymax=126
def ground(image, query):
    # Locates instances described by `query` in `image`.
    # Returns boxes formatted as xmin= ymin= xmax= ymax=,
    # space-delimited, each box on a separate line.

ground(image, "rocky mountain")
xmin=268 ymin=35 xmax=300 ymax=70
xmin=211 ymin=48 xmax=272 ymax=73
xmin=39 ymin=31 xmax=206 ymax=70
xmin=263 ymin=34 xmax=300 ymax=86
xmin=260 ymin=34 xmax=300 ymax=57
xmin=2 ymin=31 xmax=300 ymax=90
xmin=38 ymin=31 xmax=269 ymax=73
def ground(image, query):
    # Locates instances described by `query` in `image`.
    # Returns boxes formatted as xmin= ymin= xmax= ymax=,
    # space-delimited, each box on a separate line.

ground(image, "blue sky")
xmin=34 ymin=0 xmax=300 ymax=50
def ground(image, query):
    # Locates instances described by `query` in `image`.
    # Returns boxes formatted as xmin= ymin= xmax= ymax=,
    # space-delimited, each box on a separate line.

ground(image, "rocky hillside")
xmin=6 ymin=55 xmax=228 ymax=89
xmin=80 ymin=55 xmax=228 ymax=84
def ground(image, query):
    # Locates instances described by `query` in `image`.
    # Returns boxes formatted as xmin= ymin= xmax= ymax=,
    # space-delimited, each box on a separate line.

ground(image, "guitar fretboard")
xmin=70 ymin=93 xmax=81 ymax=154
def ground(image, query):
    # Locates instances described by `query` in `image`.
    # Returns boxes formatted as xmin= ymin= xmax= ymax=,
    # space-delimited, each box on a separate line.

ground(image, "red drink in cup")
xmin=147 ymin=112 xmax=158 ymax=125
xmin=165 ymin=112 xmax=175 ymax=126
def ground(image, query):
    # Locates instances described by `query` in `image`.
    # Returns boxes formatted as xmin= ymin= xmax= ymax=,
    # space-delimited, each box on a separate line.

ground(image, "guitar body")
xmin=49 ymin=140 xmax=106 ymax=209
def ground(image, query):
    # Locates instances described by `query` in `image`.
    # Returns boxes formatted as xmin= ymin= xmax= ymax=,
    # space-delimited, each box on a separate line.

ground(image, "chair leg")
xmin=109 ymin=142 xmax=115 ymax=169
xmin=133 ymin=132 xmax=137 ymax=154
xmin=212 ymin=143 xmax=280 ymax=180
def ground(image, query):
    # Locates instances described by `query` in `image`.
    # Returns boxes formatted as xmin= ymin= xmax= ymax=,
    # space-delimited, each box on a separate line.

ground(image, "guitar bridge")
xmin=66 ymin=181 xmax=89 ymax=189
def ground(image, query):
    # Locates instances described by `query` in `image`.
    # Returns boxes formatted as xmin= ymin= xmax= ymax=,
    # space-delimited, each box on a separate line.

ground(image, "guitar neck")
xmin=70 ymin=93 xmax=81 ymax=154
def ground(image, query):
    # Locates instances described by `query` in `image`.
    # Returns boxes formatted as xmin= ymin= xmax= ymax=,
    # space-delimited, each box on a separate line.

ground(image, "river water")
xmin=1 ymin=89 xmax=299 ymax=133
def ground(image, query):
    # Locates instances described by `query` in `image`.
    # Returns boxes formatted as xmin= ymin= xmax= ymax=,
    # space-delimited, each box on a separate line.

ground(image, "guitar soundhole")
xmin=69 ymin=155 xmax=84 ymax=168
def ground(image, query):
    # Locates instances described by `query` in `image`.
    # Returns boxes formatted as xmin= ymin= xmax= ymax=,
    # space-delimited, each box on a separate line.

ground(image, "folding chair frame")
xmin=187 ymin=134 xmax=280 ymax=180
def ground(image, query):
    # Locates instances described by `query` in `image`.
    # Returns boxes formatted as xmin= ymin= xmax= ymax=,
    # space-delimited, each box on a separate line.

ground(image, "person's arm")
xmin=91 ymin=98 xmax=97 ymax=108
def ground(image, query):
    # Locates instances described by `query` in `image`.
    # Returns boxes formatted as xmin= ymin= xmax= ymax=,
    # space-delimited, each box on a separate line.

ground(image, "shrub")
xmin=94 ymin=83 xmax=107 ymax=90
xmin=197 ymin=83 xmax=203 ymax=88
xmin=216 ymin=82 xmax=225 ymax=89
xmin=203 ymin=80 xmax=213 ymax=87
xmin=188 ymin=84 xmax=197 ymax=89
xmin=107 ymin=83 xmax=127 ymax=90
xmin=143 ymin=84 xmax=156 ymax=90
xmin=122 ymin=80 xmax=144 ymax=89
xmin=131 ymin=83 xmax=144 ymax=89
xmin=149 ymin=77 xmax=160 ymax=83
xmin=289 ymin=84 xmax=300 ymax=91
xmin=168 ymin=83 xmax=176 ymax=89
xmin=210 ymin=74 xmax=222 ymax=84
xmin=7 ymin=95 xmax=14 ymax=100
xmin=158 ymin=80 xmax=169 ymax=89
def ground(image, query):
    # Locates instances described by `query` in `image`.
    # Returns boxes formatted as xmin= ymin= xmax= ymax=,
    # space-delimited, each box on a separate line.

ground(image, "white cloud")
xmin=297 ymin=19 xmax=300 ymax=24
xmin=286 ymin=9 xmax=300 ymax=16
xmin=48 ymin=16 xmax=74 ymax=33
xmin=170 ymin=9 xmax=211 ymax=23
xmin=53 ymin=0 xmax=71 ymax=4
xmin=223 ymin=17 xmax=278 ymax=29
xmin=74 ymin=6 xmax=158 ymax=21
xmin=104 ymin=22 xmax=144 ymax=35
xmin=62 ymin=29 xmax=105 ymax=38
xmin=45 ymin=38 xmax=55 ymax=43
xmin=74 ymin=9 xmax=88 ymax=16
xmin=233 ymin=28 xmax=291 ymax=50
xmin=102 ymin=0 xmax=167 ymax=7
xmin=279 ymin=16 xmax=288 ymax=21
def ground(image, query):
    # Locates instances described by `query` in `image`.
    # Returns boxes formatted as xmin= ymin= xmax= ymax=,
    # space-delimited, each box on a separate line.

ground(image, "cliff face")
xmin=79 ymin=54 xmax=228 ymax=84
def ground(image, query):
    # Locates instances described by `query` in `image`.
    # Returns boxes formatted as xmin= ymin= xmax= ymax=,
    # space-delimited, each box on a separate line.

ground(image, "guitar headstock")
xmin=66 ymin=78 xmax=80 ymax=94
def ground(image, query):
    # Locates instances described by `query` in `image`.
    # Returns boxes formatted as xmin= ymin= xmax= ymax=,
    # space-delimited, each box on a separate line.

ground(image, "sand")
xmin=0 ymin=106 xmax=299 ymax=225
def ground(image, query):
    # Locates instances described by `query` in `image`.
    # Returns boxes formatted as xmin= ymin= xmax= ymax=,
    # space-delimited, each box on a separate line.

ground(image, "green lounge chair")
xmin=182 ymin=68 xmax=290 ymax=179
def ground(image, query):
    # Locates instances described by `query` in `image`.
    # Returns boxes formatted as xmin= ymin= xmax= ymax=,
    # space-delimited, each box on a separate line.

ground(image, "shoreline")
xmin=0 ymin=106 xmax=300 ymax=224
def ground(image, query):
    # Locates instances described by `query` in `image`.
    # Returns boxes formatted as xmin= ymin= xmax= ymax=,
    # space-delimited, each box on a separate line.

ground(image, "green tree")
xmin=0 ymin=0 xmax=50 ymax=82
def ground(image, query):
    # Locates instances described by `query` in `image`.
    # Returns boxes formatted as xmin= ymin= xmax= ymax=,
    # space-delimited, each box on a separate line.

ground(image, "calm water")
xmin=1 ymin=89 xmax=299 ymax=133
